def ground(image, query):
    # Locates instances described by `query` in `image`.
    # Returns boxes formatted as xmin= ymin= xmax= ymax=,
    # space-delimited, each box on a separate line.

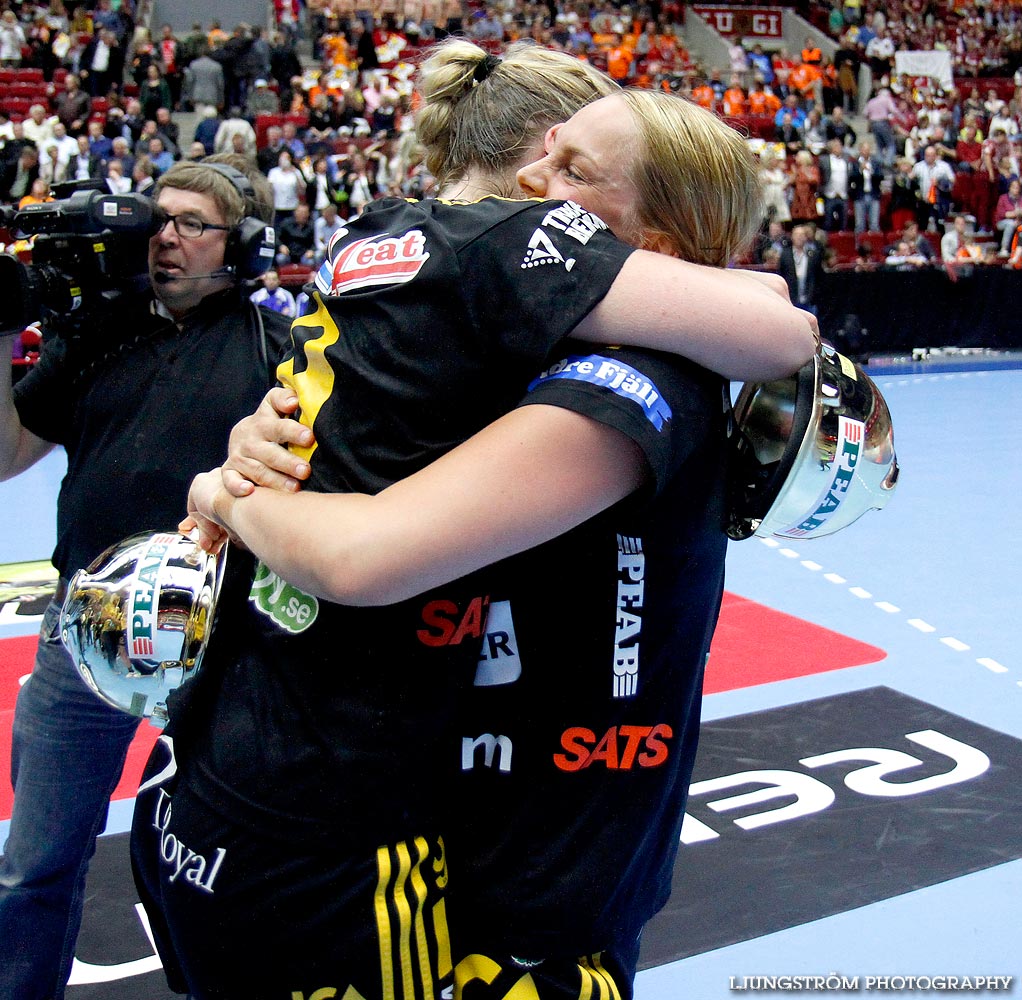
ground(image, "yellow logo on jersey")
xmin=276 ymin=292 xmax=341 ymax=464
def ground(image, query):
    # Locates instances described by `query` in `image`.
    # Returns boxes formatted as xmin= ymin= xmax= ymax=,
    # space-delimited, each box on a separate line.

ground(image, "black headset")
xmin=203 ymin=162 xmax=277 ymax=282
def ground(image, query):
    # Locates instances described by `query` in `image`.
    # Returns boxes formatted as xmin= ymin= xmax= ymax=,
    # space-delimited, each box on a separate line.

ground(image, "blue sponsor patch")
xmin=528 ymin=354 xmax=673 ymax=430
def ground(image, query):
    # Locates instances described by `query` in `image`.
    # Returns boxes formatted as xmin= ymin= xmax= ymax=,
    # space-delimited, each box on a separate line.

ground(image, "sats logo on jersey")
xmin=554 ymin=723 xmax=673 ymax=772
xmin=418 ymin=596 xmax=522 ymax=685
xmin=417 ymin=595 xmax=490 ymax=647
xmin=316 ymin=229 xmax=430 ymax=295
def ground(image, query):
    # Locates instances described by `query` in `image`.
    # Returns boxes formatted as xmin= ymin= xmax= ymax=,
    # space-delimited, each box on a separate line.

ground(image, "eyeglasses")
xmin=156 ymin=212 xmax=231 ymax=240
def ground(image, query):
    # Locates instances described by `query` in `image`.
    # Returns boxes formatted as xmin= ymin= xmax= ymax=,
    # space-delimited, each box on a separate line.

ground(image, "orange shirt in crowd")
xmin=692 ymin=83 xmax=715 ymax=109
xmin=789 ymin=62 xmax=820 ymax=96
xmin=747 ymin=89 xmax=781 ymax=115
xmin=321 ymin=32 xmax=352 ymax=69
xmin=722 ymin=86 xmax=747 ymax=115
xmin=606 ymin=44 xmax=633 ymax=81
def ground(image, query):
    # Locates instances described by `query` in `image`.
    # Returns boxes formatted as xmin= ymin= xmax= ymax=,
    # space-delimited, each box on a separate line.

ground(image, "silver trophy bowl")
xmin=728 ymin=344 xmax=900 ymax=540
xmin=60 ymin=531 xmax=227 ymax=727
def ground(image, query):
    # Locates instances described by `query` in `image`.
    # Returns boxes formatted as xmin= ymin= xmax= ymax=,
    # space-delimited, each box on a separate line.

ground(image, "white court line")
xmin=978 ymin=658 xmax=1008 ymax=674
xmin=940 ymin=637 xmax=971 ymax=652
xmin=756 ymin=541 xmax=1014 ymax=683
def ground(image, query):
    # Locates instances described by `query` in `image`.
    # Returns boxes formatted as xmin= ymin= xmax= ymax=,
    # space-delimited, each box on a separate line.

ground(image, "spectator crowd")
xmin=3 ymin=0 xmax=1022 ymax=310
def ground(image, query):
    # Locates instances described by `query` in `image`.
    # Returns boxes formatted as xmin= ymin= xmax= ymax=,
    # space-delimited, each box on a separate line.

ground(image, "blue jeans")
xmin=0 ymin=599 xmax=141 ymax=1000
xmin=854 ymin=195 xmax=881 ymax=234
xmin=870 ymin=120 xmax=896 ymax=167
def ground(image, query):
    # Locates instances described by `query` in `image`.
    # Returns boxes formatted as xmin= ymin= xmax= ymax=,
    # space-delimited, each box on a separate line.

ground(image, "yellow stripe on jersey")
xmin=374 ymin=837 xmax=450 ymax=1000
xmin=393 ymin=840 xmax=416 ymax=999
xmin=432 ymin=896 xmax=452 ymax=980
xmin=579 ymin=955 xmax=622 ymax=1000
xmin=408 ymin=837 xmax=438 ymax=1000
xmin=276 ymin=292 xmax=341 ymax=463
xmin=374 ymin=845 xmax=397 ymax=999
xmin=577 ymin=966 xmax=594 ymax=1000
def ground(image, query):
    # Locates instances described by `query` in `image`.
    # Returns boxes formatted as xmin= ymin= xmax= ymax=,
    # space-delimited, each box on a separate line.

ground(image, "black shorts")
xmin=452 ymin=936 xmax=641 ymax=1000
xmin=130 ymin=738 xmax=452 ymax=1000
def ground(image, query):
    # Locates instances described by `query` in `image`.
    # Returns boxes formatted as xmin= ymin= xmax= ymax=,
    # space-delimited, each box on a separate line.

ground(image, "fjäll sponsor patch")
xmin=529 ymin=354 xmax=673 ymax=430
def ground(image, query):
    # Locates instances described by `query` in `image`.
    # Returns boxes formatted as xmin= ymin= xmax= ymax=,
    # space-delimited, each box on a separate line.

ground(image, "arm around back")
xmin=571 ymin=251 xmax=817 ymax=382
xmin=191 ymin=403 xmax=647 ymax=607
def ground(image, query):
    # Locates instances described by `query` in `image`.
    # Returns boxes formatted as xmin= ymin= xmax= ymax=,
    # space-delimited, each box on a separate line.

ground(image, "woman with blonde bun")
xmin=131 ymin=39 xmax=814 ymax=1000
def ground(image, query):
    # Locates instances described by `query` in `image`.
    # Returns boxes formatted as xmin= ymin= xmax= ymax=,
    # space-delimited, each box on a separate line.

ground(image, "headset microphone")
xmin=154 ymin=267 xmax=236 ymax=284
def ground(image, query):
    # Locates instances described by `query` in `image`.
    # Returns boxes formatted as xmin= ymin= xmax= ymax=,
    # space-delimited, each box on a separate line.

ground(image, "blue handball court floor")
xmin=1 ymin=353 xmax=1020 ymax=999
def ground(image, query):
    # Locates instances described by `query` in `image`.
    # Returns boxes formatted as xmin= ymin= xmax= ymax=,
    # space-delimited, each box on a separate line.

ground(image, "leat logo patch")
xmin=318 ymin=229 xmax=430 ymax=295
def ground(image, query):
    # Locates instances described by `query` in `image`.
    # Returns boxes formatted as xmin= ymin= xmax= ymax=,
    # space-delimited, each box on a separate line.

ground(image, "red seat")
xmin=255 ymin=112 xmax=286 ymax=147
xmin=277 ymin=263 xmax=313 ymax=287
xmin=826 ymin=231 xmax=858 ymax=264
xmin=13 ymin=67 xmax=44 ymax=83
xmin=8 ymin=85 xmax=50 ymax=109
xmin=5 ymin=98 xmax=35 ymax=116
xmin=726 ymin=114 xmax=775 ymax=140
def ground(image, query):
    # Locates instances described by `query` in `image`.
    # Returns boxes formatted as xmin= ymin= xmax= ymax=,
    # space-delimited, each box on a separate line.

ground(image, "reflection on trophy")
xmin=59 ymin=531 xmax=227 ymax=727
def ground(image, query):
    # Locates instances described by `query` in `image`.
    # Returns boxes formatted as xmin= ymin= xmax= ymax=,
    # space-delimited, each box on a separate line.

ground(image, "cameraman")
xmin=0 ymin=157 xmax=291 ymax=1000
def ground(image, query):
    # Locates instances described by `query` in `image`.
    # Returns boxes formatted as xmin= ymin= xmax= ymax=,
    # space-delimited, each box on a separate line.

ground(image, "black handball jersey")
xmin=445 ymin=343 xmax=731 ymax=958
xmin=173 ymin=197 xmax=636 ymax=849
